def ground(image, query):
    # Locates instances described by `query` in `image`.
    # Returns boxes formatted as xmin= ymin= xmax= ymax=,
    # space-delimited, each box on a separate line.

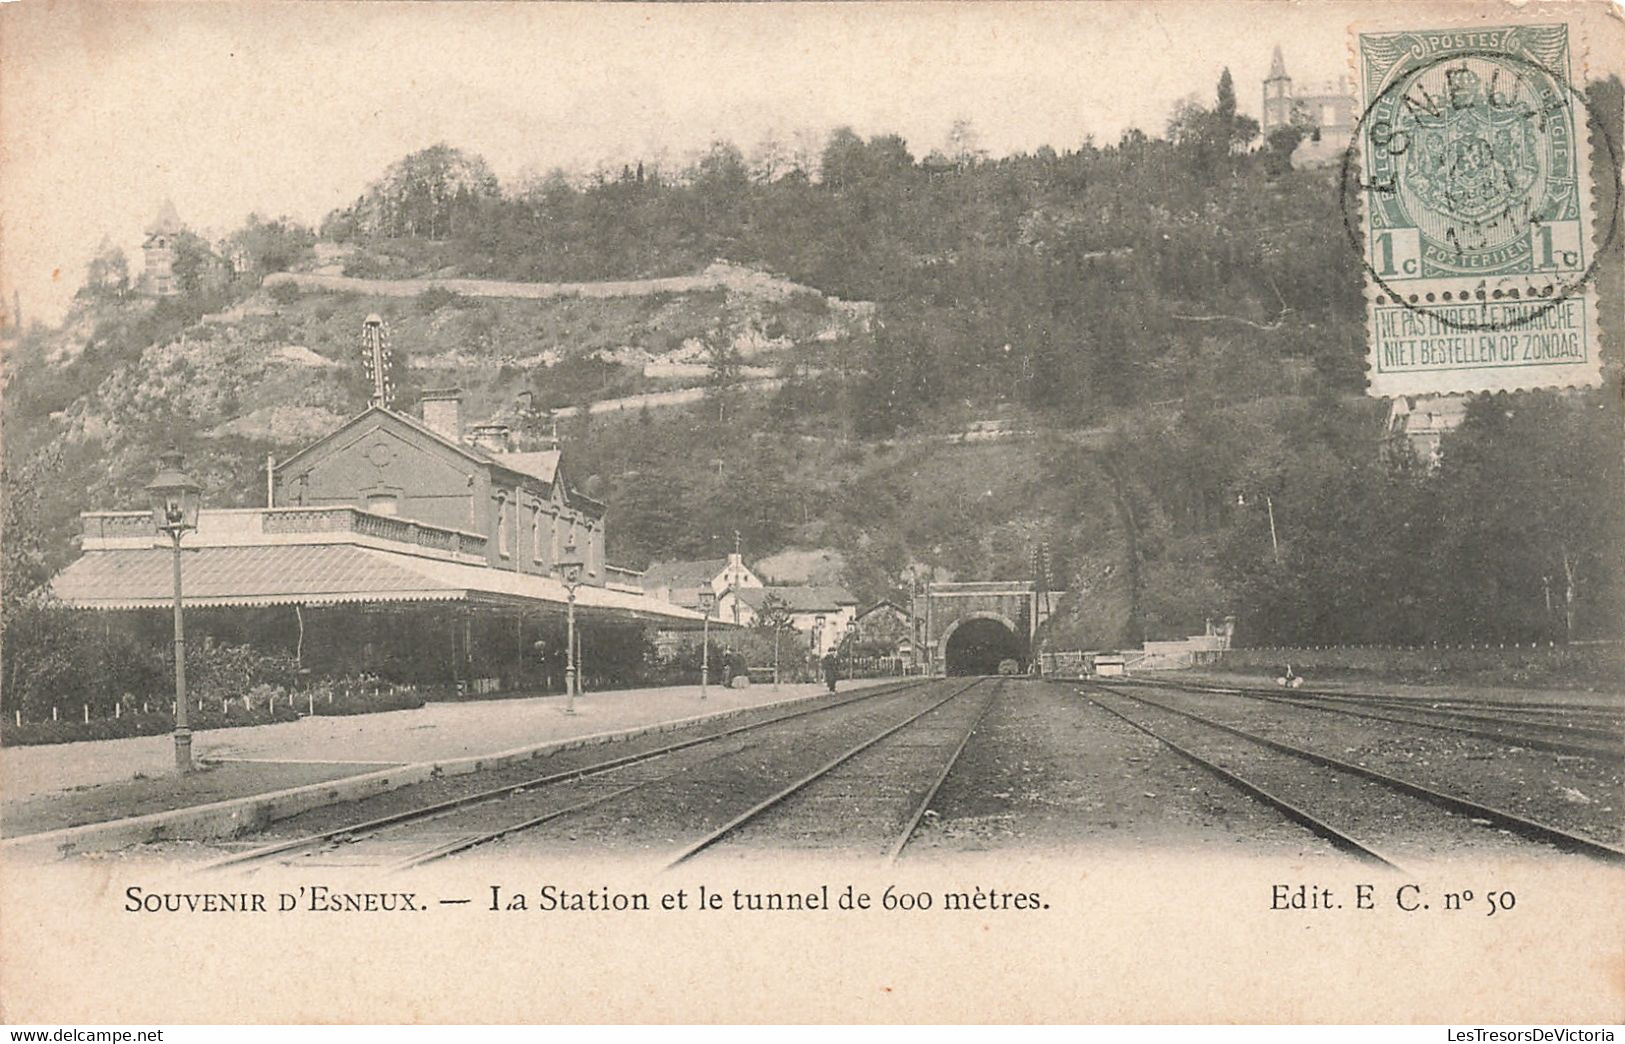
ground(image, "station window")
xmin=496 ymin=497 xmax=510 ymax=557
xmin=365 ymin=492 xmax=399 ymax=516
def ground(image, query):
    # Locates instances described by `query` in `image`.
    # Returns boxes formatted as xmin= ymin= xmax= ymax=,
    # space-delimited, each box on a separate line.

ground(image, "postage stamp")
xmin=1347 ymin=23 xmax=1612 ymax=397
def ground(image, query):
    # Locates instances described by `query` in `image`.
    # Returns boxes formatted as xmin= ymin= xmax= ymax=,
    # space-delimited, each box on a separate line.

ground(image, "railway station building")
xmin=45 ymin=393 xmax=710 ymax=693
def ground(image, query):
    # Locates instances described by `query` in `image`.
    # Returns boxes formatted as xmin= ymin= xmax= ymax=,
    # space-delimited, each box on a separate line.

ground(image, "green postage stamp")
xmin=1350 ymin=22 xmax=1609 ymax=396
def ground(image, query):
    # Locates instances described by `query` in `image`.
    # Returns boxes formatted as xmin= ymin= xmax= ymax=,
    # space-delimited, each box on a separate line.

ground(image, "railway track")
xmin=200 ymin=676 xmax=939 ymax=873
xmin=1121 ymin=678 xmax=1623 ymax=760
xmin=1079 ymin=681 xmax=1625 ymax=870
xmin=664 ymin=676 xmax=996 ymax=867
xmin=1124 ymin=676 xmax=1624 ymax=719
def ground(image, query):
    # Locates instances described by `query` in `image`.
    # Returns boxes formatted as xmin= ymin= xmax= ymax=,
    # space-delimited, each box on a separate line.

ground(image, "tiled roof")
xmin=492 ymin=450 xmax=561 ymax=485
xmin=275 ymin=406 xmax=485 ymax=473
xmin=736 ymin=586 xmax=857 ymax=613
xmin=277 ymin=407 xmax=597 ymax=511
xmin=46 ymin=544 xmax=709 ymax=625
xmin=643 ymin=558 xmax=729 ymax=587
xmin=146 ymin=199 xmax=182 ymax=236
xmin=48 ymin=546 xmax=439 ymax=608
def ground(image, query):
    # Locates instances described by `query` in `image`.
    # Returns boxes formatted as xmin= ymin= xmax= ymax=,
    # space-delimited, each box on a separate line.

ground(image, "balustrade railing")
xmin=85 ymin=506 xmax=486 ymax=558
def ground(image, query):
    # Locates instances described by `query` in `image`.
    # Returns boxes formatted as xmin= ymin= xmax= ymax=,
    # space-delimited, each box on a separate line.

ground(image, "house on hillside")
xmin=1262 ymin=45 xmax=1356 ymax=168
xmin=139 ymin=200 xmax=230 ymax=297
xmin=725 ymin=586 xmax=859 ymax=657
xmin=141 ymin=201 xmax=184 ymax=296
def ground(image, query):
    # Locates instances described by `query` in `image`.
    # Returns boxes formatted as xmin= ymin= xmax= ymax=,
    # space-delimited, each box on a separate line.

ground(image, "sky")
xmin=0 ymin=1 xmax=1359 ymax=326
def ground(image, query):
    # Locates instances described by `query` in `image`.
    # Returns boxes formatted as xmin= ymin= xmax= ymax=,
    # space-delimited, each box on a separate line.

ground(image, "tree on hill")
xmin=80 ymin=239 xmax=130 ymax=300
xmin=222 ymin=214 xmax=316 ymax=277
xmin=943 ymin=117 xmax=988 ymax=170
xmin=1263 ymin=103 xmax=1317 ymax=175
xmin=819 ymin=127 xmax=916 ymax=190
xmin=1168 ymin=69 xmax=1260 ymax=179
xmin=336 ymin=144 xmax=500 ymax=240
xmin=703 ymin=334 xmax=744 ymax=423
xmin=748 ymin=131 xmax=793 ymax=184
xmin=169 ymin=230 xmax=223 ymax=297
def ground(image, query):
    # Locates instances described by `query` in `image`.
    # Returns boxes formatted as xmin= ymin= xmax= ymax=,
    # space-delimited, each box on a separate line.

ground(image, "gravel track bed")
xmin=1100 ymin=683 xmax=1623 ymax=850
xmin=1217 ymin=691 xmax=1624 ymax=749
xmin=477 ymin=680 xmax=974 ymax=860
xmin=689 ymin=679 xmax=1000 ymax=859
xmin=1086 ymin=688 xmax=1549 ymax=861
xmin=274 ymin=738 xmax=792 ymax=868
xmin=916 ymin=679 xmax=1340 ymax=857
xmin=135 ymin=683 xmax=928 ymax=858
xmin=1336 ymin=702 xmax=1625 ymax=727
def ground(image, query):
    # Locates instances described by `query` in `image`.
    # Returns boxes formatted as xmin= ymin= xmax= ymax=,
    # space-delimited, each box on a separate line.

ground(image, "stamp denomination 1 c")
xmin=1351 ymin=23 xmax=1608 ymax=397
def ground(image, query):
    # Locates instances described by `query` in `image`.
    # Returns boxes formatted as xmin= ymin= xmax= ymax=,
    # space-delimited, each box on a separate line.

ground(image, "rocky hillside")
xmin=0 ymin=260 xmax=873 ymax=579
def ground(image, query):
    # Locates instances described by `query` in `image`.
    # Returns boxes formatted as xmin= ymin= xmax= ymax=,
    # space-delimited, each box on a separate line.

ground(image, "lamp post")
xmin=146 ymin=450 xmax=202 ymax=773
xmin=697 ymin=588 xmax=715 ymax=701
xmin=555 ymin=543 xmax=585 ymax=715
xmin=767 ymin=603 xmax=792 ymax=690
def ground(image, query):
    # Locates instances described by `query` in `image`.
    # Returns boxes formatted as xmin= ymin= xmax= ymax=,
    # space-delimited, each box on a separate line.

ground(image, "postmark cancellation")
xmin=1350 ymin=22 xmax=1610 ymax=397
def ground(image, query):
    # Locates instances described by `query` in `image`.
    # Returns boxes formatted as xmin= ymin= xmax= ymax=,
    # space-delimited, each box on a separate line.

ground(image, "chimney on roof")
xmin=420 ymin=388 xmax=463 ymax=443
xmin=469 ymin=423 xmax=512 ymax=454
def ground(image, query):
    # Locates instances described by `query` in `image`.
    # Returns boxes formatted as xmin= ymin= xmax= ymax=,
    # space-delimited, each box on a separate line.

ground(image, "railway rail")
xmin=664 ymin=676 xmax=996 ymax=867
xmin=1079 ymin=681 xmax=1625 ymax=869
xmin=200 ymin=676 xmax=939 ymax=873
xmin=1120 ymin=678 xmax=1623 ymax=760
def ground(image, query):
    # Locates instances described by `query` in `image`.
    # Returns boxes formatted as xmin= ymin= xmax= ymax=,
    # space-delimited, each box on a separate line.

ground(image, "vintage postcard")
xmin=1 ymin=0 xmax=1621 ymax=1027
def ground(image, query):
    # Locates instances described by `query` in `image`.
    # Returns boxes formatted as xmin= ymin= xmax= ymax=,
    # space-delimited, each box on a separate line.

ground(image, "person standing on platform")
xmin=822 ymin=651 xmax=838 ymax=693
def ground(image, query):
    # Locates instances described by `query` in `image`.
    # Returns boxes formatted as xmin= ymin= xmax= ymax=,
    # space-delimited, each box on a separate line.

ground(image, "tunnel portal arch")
xmin=940 ymin=612 xmax=1024 ymax=676
xmin=923 ymin=581 xmax=1052 ymax=676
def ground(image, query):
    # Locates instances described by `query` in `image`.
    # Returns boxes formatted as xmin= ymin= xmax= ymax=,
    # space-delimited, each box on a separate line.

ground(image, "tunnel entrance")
xmin=944 ymin=616 xmax=1025 ymax=676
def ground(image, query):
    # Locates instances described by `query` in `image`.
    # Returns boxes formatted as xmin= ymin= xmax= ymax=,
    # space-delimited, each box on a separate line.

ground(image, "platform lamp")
xmin=555 ymin=543 xmax=585 ymax=715
xmin=146 ymin=450 xmax=202 ymax=773
xmin=766 ymin=602 xmax=793 ymax=690
xmin=697 ymin=588 xmax=716 ymax=701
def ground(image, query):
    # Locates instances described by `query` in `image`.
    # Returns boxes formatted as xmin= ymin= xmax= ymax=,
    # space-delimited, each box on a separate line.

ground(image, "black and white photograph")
xmin=1 ymin=0 xmax=1621 ymax=1026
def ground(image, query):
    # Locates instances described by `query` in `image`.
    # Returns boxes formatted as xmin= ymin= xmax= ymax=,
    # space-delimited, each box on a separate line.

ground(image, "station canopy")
xmin=47 ymin=510 xmax=712 ymax=628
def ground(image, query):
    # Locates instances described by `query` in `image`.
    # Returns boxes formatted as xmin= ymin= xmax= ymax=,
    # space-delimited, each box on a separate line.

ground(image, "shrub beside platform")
xmin=0 ymin=705 xmax=301 ymax=747
xmin=308 ymin=687 xmax=426 ymax=716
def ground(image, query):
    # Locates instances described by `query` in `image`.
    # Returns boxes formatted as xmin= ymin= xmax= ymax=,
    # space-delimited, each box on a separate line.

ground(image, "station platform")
xmin=0 ymin=680 xmax=870 ymax=847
